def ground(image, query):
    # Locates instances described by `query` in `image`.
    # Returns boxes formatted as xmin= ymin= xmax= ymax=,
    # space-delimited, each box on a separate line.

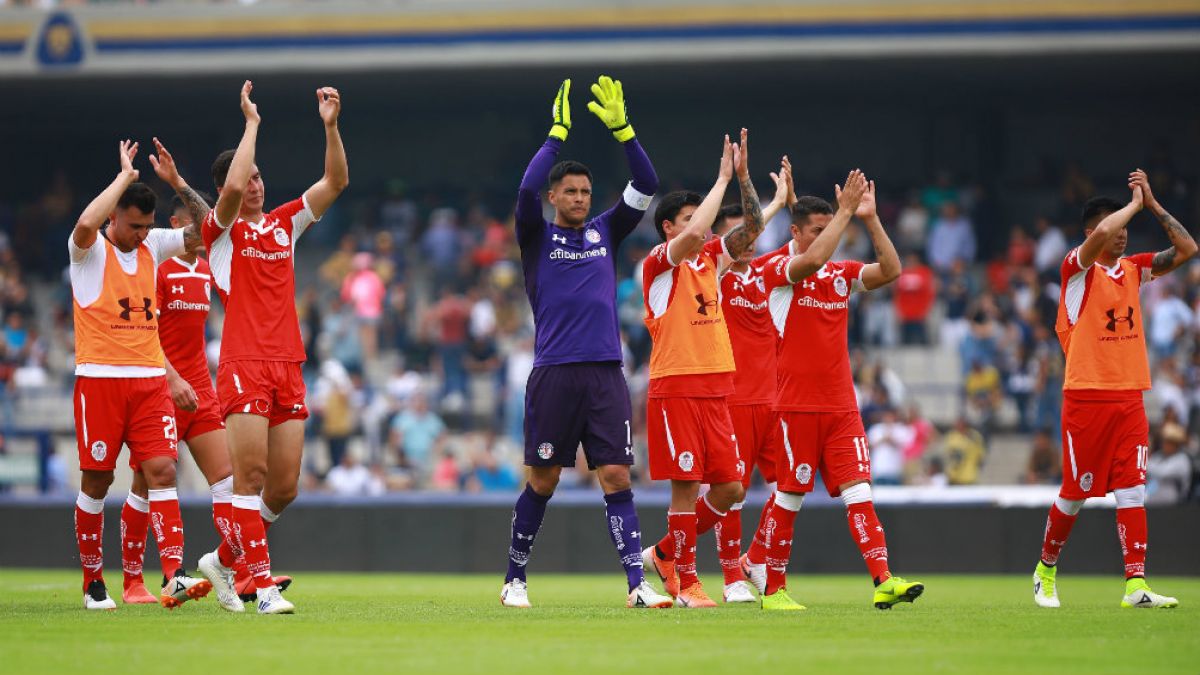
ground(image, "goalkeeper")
xmin=500 ymin=76 xmax=673 ymax=610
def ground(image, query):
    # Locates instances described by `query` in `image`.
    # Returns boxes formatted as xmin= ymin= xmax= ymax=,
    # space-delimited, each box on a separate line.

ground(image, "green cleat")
xmin=1033 ymin=562 xmax=1059 ymax=608
xmin=873 ymin=575 xmax=924 ymax=610
xmin=1120 ymin=578 xmax=1179 ymax=609
xmin=761 ymin=588 xmax=807 ymax=611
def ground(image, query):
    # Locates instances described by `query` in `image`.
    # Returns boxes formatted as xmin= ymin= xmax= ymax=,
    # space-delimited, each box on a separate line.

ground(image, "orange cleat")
xmin=674 ymin=583 xmax=718 ymax=608
xmin=122 ymin=581 xmax=158 ymax=605
xmin=159 ymin=571 xmax=213 ymax=610
xmin=641 ymin=547 xmax=679 ymax=598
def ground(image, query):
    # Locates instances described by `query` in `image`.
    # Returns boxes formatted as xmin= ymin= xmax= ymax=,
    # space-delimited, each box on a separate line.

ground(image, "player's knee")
xmin=265 ymin=483 xmax=298 ymax=508
xmin=596 ymin=465 xmax=631 ymax=492
xmin=1054 ymin=496 xmax=1086 ymax=516
xmin=236 ymin=464 xmax=268 ymax=494
xmin=142 ymin=461 xmax=177 ymax=489
xmin=528 ymin=467 xmax=561 ymax=496
xmin=80 ymin=470 xmax=114 ymax=499
xmin=1114 ymin=486 xmax=1145 ymax=509
xmin=129 ymin=471 xmax=149 ymax=498
xmin=840 ymin=482 xmax=872 ymax=507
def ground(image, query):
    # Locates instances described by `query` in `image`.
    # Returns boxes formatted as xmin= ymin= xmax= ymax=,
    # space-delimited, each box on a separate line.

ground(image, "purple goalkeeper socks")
xmin=603 ymin=489 xmax=645 ymax=592
xmin=506 ymin=483 xmax=551 ymax=583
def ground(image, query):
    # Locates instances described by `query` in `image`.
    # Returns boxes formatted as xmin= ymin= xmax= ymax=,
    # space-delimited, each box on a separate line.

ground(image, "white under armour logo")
xmin=171 ymin=285 xmax=184 ymax=294
xmin=552 ymin=234 xmax=567 ymax=244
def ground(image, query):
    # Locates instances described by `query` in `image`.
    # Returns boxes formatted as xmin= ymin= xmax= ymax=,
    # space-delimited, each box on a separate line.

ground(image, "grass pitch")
xmin=1 ymin=570 xmax=1197 ymax=675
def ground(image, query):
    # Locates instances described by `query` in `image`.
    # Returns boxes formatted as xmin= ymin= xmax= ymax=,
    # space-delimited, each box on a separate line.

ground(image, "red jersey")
xmin=156 ymin=256 xmax=214 ymax=387
xmin=203 ymin=197 xmax=317 ymax=364
xmin=720 ymin=266 xmax=776 ymax=405
xmin=762 ymin=255 xmax=866 ymax=412
xmin=893 ymin=264 xmax=935 ymax=321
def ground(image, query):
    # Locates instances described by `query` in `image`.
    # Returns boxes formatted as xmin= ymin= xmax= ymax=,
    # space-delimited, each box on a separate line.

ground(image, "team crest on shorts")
xmin=1079 ymin=472 xmax=1094 ymax=492
xmin=834 ymin=277 xmax=849 ymax=297
xmin=795 ymin=463 xmax=813 ymax=485
xmin=678 ymin=451 xmax=695 ymax=472
xmin=537 ymin=443 xmax=554 ymax=460
xmin=273 ymin=228 xmax=290 ymax=247
xmin=90 ymin=441 xmax=107 ymax=462
xmin=585 ymin=228 xmax=601 ymax=244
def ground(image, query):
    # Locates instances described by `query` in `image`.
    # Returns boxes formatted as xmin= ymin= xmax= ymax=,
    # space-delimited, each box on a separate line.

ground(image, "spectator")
xmin=464 ymin=448 xmax=520 ymax=492
xmin=893 ymin=252 xmax=936 ymax=345
xmin=314 ymin=359 xmax=358 ymax=470
xmin=325 ymin=451 xmax=384 ymax=497
xmin=867 ymin=408 xmax=911 ymax=486
xmin=428 ymin=286 xmax=471 ymax=410
xmin=944 ymin=417 xmax=986 ymax=485
xmin=965 ymin=359 xmax=1002 ymax=439
xmin=389 ymin=392 xmax=448 ymax=473
xmin=917 ymin=456 xmax=948 ymax=488
xmin=926 ymin=201 xmax=976 ymax=274
xmin=939 ymin=259 xmax=974 ymax=347
xmin=429 ymin=448 xmax=461 ymax=492
xmin=1006 ymin=227 xmax=1035 ymax=268
xmin=1147 ymin=421 xmax=1192 ymax=505
xmin=421 ymin=207 xmax=464 ymax=291
xmin=1021 ymin=429 xmax=1061 ymax=485
xmin=341 ymin=252 xmax=386 ymax=366
xmin=901 ymin=403 xmax=937 ymax=477
xmin=319 ymin=233 xmax=358 ymax=287
xmin=895 ymin=191 xmax=930 ymax=255
xmin=1149 ymin=285 xmax=1193 ymax=362
xmin=1033 ymin=216 xmax=1068 ymax=274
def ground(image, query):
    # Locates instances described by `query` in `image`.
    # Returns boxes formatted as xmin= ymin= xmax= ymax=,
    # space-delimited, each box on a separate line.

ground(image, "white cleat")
xmin=627 ymin=580 xmax=673 ymax=608
xmin=723 ymin=580 xmax=758 ymax=603
xmin=500 ymin=579 xmax=532 ymax=608
xmin=198 ymin=551 xmax=244 ymax=613
xmin=1032 ymin=563 xmax=1060 ymax=608
xmin=83 ymin=580 xmax=117 ymax=610
xmin=1122 ymin=585 xmax=1179 ymax=609
xmin=739 ymin=554 xmax=767 ymax=595
xmin=256 ymin=585 xmax=295 ymax=614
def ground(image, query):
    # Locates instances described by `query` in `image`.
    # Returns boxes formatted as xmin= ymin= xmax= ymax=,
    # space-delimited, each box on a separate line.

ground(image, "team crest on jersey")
xmin=678 ymin=451 xmax=695 ymax=472
xmin=90 ymin=441 xmax=107 ymax=462
xmin=795 ymin=463 xmax=812 ymax=485
xmin=1079 ymin=472 xmax=1094 ymax=492
xmin=834 ymin=277 xmax=849 ymax=297
xmin=755 ymin=276 xmax=766 ymax=293
xmin=585 ymin=228 xmax=601 ymax=244
xmin=537 ymin=443 xmax=554 ymax=460
xmin=273 ymin=228 xmax=290 ymax=247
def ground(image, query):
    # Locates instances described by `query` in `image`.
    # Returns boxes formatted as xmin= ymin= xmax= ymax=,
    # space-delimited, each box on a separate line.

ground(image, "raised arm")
xmin=515 ymin=80 xmax=570 ymax=231
xmin=303 ymin=86 xmax=349 ymax=219
xmin=723 ymin=128 xmax=765 ymax=259
xmin=1130 ymin=169 xmax=1197 ymax=276
xmin=149 ymin=137 xmax=205 ymax=254
xmin=761 ymin=157 xmax=791 ymax=224
xmin=667 ymin=135 xmax=733 ymax=264
xmin=1077 ymin=182 xmax=1142 ymax=269
xmin=856 ymin=181 xmax=903 ymax=290
xmin=786 ymin=170 xmax=868 ymax=282
xmin=214 ymin=80 xmax=261 ymax=227
xmin=74 ymin=140 xmax=139 ymax=250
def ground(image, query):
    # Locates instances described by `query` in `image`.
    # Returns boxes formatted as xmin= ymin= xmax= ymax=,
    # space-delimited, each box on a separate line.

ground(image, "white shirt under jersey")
xmin=68 ymin=228 xmax=186 ymax=377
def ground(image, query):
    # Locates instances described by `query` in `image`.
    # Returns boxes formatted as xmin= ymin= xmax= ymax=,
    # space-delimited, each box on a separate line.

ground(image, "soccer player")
xmin=200 ymin=80 xmax=348 ymax=615
xmin=70 ymin=140 xmax=210 ymax=610
xmin=1032 ymin=169 xmax=1194 ymax=609
xmin=500 ymin=76 xmax=672 ymax=610
xmin=707 ymin=168 xmax=792 ymax=604
xmin=638 ymin=130 xmax=768 ymax=608
xmin=743 ymin=172 xmax=925 ymax=610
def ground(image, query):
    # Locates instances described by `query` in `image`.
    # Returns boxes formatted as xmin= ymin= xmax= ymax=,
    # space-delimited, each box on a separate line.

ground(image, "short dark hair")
xmin=1081 ymin=196 xmax=1124 ymax=230
xmin=548 ymin=160 xmax=592 ymax=188
xmin=652 ymin=190 xmax=703 ymax=241
xmin=169 ymin=190 xmax=214 ymax=216
xmin=713 ymin=203 xmax=744 ymax=234
xmin=211 ymin=149 xmax=237 ymax=189
xmin=117 ymin=183 xmax=157 ymax=215
xmin=791 ymin=195 xmax=833 ymax=226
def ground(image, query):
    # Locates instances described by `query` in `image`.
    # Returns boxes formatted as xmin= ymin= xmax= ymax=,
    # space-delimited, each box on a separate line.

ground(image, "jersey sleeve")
xmin=761 ymin=254 xmax=794 ymax=291
xmin=1124 ymin=252 xmax=1156 ymax=283
xmin=1061 ymin=247 xmax=1085 ymax=282
xmin=272 ymin=197 xmax=319 ymax=241
xmin=147 ymin=227 xmax=186 ymax=265
xmin=202 ymin=209 xmax=226 ymax=249
xmin=841 ymin=260 xmax=867 ymax=293
xmin=67 ymin=232 xmax=96 ymax=264
xmin=156 ymin=264 xmax=167 ymax=316
xmin=644 ymin=243 xmax=674 ymax=279
xmin=703 ymin=235 xmax=728 ymax=263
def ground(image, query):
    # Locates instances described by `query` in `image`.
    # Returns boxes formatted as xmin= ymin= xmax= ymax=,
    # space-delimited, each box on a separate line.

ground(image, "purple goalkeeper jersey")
xmin=515 ymin=137 xmax=657 ymax=368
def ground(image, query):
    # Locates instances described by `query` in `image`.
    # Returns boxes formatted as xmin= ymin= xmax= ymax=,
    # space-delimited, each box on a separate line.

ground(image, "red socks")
xmin=763 ymin=502 xmax=798 ymax=595
xmin=75 ymin=492 xmax=106 ymax=591
xmin=148 ymin=488 xmax=185 ymax=579
xmin=656 ymin=512 xmax=699 ymax=590
xmin=715 ymin=505 xmax=744 ymax=585
xmin=232 ymin=494 xmax=273 ymax=590
xmin=695 ymin=495 xmax=725 ymax=536
xmin=1117 ymin=506 xmax=1148 ymax=579
xmin=746 ymin=493 xmax=776 ymax=565
xmin=846 ymin=501 xmax=890 ymax=584
xmin=120 ymin=493 xmax=150 ymax=589
xmin=1040 ymin=502 xmax=1078 ymax=566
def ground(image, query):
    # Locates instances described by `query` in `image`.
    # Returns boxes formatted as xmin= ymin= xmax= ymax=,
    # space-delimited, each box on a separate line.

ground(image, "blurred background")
xmin=0 ymin=0 xmax=1198 ymax=520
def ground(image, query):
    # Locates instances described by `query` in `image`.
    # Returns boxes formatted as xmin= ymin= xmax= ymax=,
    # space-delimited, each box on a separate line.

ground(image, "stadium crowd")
xmin=2 ymin=158 xmax=1197 ymax=502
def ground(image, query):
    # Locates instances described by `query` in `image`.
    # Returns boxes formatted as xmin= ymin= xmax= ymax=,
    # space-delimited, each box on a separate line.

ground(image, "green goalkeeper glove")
xmin=587 ymin=75 xmax=635 ymax=143
xmin=548 ymin=79 xmax=571 ymax=141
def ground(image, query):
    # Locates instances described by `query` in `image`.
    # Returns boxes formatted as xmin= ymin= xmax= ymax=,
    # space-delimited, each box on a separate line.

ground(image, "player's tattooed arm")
xmin=149 ymin=136 xmax=210 ymax=254
xmin=666 ymin=135 xmax=733 ymax=265
xmin=724 ymin=129 xmax=766 ymax=259
xmin=74 ymin=139 xmax=140 ymax=250
xmin=1130 ymin=169 xmax=1198 ymax=276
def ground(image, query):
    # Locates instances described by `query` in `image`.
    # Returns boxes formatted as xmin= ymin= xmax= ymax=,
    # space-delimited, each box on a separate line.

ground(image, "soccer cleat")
xmin=1121 ymin=578 xmax=1178 ymax=609
xmin=642 ymin=546 xmax=679 ymax=598
xmin=873 ymin=575 xmax=924 ymax=610
xmin=236 ymin=572 xmax=292 ymax=602
xmin=761 ymin=588 xmax=806 ymax=611
xmin=739 ymin=553 xmax=767 ymax=595
xmin=198 ymin=551 xmax=244 ymax=613
xmin=256 ymin=585 xmax=295 ymax=615
xmin=1033 ymin=562 xmax=1060 ymax=608
xmin=159 ymin=569 xmax=213 ymax=609
xmin=121 ymin=581 xmax=158 ymax=605
xmin=674 ymin=583 xmax=717 ymax=608
xmin=500 ymin=579 xmax=532 ymax=608
xmin=627 ymin=580 xmax=673 ymax=609
xmin=723 ymin=580 xmax=757 ymax=603
xmin=83 ymin=580 xmax=117 ymax=611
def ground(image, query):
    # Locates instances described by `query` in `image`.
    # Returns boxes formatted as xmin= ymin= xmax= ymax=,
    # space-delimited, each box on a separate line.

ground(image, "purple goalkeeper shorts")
xmin=524 ymin=362 xmax=634 ymax=469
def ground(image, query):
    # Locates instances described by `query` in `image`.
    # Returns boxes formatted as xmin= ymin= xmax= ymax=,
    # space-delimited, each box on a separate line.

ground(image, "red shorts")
xmin=216 ymin=360 xmax=308 ymax=427
xmin=775 ymin=410 xmax=870 ymax=497
xmin=1060 ymin=394 xmax=1149 ymax=499
xmin=729 ymin=403 xmax=778 ymax=487
xmin=73 ymin=376 xmax=178 ymax=472
xmin=176 ymin=380 xmax=225 ymax=441
xmin=647 ymin=396 xmax=742 ymax=483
